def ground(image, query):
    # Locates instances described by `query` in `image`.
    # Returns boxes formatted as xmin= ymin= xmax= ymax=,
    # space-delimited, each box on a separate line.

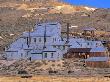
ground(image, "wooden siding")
xmin=89 ymin=52 xmax=107 ymax=57
xmin=86 ymin=61 xmax=110 ymax=68
xmin=64 ymin=48 xmax=107 ymax=59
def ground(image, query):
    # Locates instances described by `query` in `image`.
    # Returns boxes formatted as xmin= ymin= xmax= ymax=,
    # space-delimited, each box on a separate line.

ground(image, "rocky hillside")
xmin=0 ymin=59 xmax=100 ymax=76
xmin=0 ymin=0 xmax=110 ymax=51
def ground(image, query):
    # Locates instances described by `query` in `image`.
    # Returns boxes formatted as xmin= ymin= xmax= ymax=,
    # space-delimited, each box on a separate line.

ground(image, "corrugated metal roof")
xmin=90 ymin=47 xmax=106 ymax=52
xmin=69 ymin=38 xmax=103 ymax=48
xmin=85 ymin=57 xmax=110 ymax=62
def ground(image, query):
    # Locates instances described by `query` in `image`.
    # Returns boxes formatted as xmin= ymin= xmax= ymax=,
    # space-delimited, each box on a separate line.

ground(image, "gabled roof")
xmin=51 ymin=41 xmax=71 ymax=46
xmin=22 ymin=32 xmax=52 ymax=37
xmin=23 ymin=22 xmax=61 ymax=37
xmin=6 ymin=48 xmax=27 ymax=53
xmin=85 ymin=41 xmax=103 ymax=48
xmin=85 ymin=57 xmax=110 ymax=62
xmin=69 ymin=38 xmax=86 ymax=48
xmin=6 ymin=48 xmax=20 ymax=52
xmin=69 ymin=38 xmax=104 ymax=49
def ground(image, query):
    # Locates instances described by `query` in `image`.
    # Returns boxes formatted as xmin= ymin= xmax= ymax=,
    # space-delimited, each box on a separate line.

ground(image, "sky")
xmin=63 ymin=0 xmax=110 ymax=8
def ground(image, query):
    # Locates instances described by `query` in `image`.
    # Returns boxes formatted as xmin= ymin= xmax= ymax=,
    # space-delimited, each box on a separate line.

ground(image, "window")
xmin=21 ymin=53 xmax=23 ymax=57
xmin=53 ymin=38 xmax=54 ymax=42
xmin=51 ymin=53 xmax=54 ymax=58
xmin=53 ymin=46 xmax=56 ymax=48
xmin=37 ymin=24 xmax=42 ymax=26
xmin=87 ymin=43 xmax=89 ymax=45
xmin=53 ymin=38 xmax=56 ymax=42
xmin=11 ymin=53 xmax=13 ymax=57
xmin=57 ymin=53 xmax=60 ymax=58
xmin=58 ymin=46 xmax=60 ymax=49
xmin=63 ymin=46 xmax=65 ymax=50
xmin=44 ymin=53 xmax=47 ymax=58
xmin=55 ymin=38 xmax=56 ymax=41
xmin=39 ymin=38 xmax=41 ymax=42
xmin=49 ymin=24 xmax=56 ymax=25
xmin=34 ymin=38 xmax=36 ymax=42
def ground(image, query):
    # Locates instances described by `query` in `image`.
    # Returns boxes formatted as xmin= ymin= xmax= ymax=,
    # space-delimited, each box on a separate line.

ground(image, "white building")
xmin=5 ymin=22 xmax=70 ymax=60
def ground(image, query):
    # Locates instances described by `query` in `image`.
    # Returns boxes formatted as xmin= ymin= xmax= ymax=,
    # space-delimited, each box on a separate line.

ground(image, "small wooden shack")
xmin=85 ymin=57 xmax=110 ymax=68
xmin=64 ymin=46 xmax=108 ymax=59
xmin=82 ymin=27 xmax=96 ymax=40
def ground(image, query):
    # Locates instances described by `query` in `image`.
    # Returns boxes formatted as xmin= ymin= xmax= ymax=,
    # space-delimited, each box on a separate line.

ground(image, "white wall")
xmin=6 ymin=52 xmax=20 ymax=60
xmin=30 ymin=36 xmax=53 ymax=45
xmin=30 ymin=53 xmax=43 ymax=60
xmin=9 ymin=38 xmax=25 ymax=49
xmin=42 ymin=51 xmax=63 ymax=60
xmin=5 ymin=22 xmax=64 ymax=60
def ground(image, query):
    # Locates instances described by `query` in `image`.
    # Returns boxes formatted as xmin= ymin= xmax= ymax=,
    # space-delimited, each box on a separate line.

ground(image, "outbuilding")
xmin=85 ymin=57 xmax=110 ymax=68
xmin=89 ymin=47 xmax=108 ymax=57
xmin=64 ymin=48 xmax=91 ymax=59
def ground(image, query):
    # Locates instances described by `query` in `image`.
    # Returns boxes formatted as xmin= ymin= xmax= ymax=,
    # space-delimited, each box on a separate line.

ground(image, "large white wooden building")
xmin=5 ymin=22 xmax=107 ymax=60
xmin=5 ymin=22 xmax=70 ymax=60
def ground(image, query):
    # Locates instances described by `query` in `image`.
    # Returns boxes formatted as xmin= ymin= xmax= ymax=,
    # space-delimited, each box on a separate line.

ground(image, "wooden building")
xmin=64 ymin=48 xmax=91 ymax=59
xmin=85 ymin=57 xmax=110 ymax=68
xmin=64 ymin=38 xmax=108 ymax=59
xmin=82 ymin=27 xmax=96 ymax=40
xmin=64 ymin=47 xmax=108 ymax=59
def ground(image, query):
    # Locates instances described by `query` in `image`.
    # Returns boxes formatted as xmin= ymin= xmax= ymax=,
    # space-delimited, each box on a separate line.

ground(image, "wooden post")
xmin=28 ymin=25 xmax=31 ymax=48
xmin=66 ymin=23 xmax=70 ymax=43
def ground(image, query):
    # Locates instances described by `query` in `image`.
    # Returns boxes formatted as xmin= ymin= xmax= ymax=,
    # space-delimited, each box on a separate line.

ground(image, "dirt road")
xmin=0 ymin=76 xmax=110 ymax=82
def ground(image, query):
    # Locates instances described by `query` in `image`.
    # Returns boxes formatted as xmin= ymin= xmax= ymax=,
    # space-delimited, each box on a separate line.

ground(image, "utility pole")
xmin=27 ymin=10 xmax=35 ymax=47
xmin=27 ymin=15 xmax=31 ymax=48
xmin=28 ymin=25 xmax=31 ymax=48
xmin=66 ymin=23 xmax=70 ymax=43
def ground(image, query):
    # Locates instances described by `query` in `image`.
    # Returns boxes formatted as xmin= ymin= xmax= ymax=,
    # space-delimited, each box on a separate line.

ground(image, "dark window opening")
xmin=49 ymin=24 xmax=56 ymax=25
xmin=34 ymin=38 xmax=36 ymax=42
xmin=51 ymin=53 xmax=54 ymax=58
xmin=55 ymin=38 xmax=56 ymax=41
xmin=44 ymin=53 xmax=47 ymax=58
xmin=53 ymin=38 xmax=54 ymax=42
xmin=53 ymin=46 xmax=56 ymax=48
xmin=63 ymin=46 xmax=65 ymax=50
xmin=39 ymin=38 xmax=41 ymax=42
xmin=21 ymin=53 xmax=23 ymax=57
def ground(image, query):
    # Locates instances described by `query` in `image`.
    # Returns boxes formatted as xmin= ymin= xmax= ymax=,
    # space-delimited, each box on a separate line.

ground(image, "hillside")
xmin=0 ymin=0 xmax=110 ymax=52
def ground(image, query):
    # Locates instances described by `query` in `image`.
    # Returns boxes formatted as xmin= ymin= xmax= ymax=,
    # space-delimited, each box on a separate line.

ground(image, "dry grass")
xmin=0 ymin=76 xmax=110 ymax=82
